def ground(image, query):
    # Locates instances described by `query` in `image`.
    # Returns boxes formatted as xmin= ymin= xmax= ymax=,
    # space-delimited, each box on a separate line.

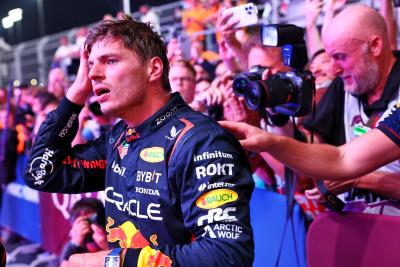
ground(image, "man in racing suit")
xmin=24 ymin=17 xmax=254 ymax=267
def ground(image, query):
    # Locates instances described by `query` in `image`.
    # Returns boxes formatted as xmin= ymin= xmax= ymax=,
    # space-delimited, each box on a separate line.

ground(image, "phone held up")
xmin=223 ymin=3 xmax=259 ymax=29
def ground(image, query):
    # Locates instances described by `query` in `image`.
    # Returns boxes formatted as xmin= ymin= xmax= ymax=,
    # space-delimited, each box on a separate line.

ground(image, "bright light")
xmin=2 ymin=17 xmax=13 ymax=29
xmin=9 ymin=8 xmax=23 ymax=22
xmin=30 ymin=79 xmax=38 ymax=86
xmin=13 ymin=80 xmax=21 ymax=87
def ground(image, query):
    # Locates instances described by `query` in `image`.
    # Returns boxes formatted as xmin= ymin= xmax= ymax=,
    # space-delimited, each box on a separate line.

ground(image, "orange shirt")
xmin=182 ymin=5 xmax=207 ymax=40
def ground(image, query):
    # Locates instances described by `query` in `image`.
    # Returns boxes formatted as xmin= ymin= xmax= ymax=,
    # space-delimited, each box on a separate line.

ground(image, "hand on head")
xmin=66 ymin=47 xmax=93 ymax=105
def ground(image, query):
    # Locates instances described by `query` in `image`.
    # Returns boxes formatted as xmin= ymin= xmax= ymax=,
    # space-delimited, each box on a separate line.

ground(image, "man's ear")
xmin=368 ymin=35 xmax=383 ymax=57
xmin=148 ymin=57 xmax=163 ymax=82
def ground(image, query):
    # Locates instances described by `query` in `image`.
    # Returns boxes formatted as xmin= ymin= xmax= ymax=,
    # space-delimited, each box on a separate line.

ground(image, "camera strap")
xmin=274 ymin=117 xmax=304 ymax=267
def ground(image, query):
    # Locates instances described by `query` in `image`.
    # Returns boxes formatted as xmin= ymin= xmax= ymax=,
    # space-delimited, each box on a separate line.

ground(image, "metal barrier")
xmin=0 ymin=1 xmax=182 ymax=87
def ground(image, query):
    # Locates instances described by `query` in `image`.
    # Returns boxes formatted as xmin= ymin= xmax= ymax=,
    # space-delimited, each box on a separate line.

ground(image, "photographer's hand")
xmin=91 ymin=224 xmax=108 ymax=250
xmin=70 ymin=216 xmax=92 ymax=247
xmin=305 ymin=179 xmax=357 ymax=201
xmin=66 ymin=47 xmax=93 ymax=106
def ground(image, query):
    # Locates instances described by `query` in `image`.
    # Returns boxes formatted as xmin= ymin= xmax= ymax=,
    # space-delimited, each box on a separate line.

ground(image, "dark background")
xmin=0 ymin=0 xmax=175 ymax=45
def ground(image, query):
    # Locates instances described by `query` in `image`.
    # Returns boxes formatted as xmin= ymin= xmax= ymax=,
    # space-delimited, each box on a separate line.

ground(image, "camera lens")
xmin=245 ymin=83 xmax=263 ymax=110
xmin=232 ymin=76 xmax=248 ymax=96
xmin=233 ymin=75 xmax=265 ymax=110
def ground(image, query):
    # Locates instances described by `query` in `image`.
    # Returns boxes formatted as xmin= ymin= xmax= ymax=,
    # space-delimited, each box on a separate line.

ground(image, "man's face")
xmin=324 ymin=37 xmax=379 ymax=95
xmin=309 ymin=52 xmax=336 ymax=88
xmin=194 ymin=64 xmax=209 ymax=82
xmin=48 ymin=68 xmax=67 ymax=99
xmin=169 ymin=65 xmax=196 ymax=103
xmin=88 ymin=39 xmax=149 ymax=119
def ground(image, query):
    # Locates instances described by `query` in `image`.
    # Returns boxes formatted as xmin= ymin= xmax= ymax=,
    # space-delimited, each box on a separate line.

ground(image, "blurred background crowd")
xmin=0 ymin=0 xmax=399 ymax=266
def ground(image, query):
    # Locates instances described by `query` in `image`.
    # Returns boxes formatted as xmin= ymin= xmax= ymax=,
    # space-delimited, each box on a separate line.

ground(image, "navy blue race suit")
xmin=24 ymin=93 xmax=254 ymax=267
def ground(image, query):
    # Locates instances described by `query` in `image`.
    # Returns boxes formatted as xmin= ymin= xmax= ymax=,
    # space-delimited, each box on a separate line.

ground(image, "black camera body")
xmin=86 ymin=212 xmax=105 ymax=226
xmin=233 ymin=24 xmax=315 ymax=117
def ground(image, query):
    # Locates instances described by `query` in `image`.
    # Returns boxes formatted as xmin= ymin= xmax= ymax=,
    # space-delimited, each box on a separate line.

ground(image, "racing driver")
xmin=24 ymin=16 xmax=254 ymax=267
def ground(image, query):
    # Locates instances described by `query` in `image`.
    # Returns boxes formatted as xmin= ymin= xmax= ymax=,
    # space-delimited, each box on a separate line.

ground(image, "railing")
xmin=0 ymin=0 xmax=372 ymax=87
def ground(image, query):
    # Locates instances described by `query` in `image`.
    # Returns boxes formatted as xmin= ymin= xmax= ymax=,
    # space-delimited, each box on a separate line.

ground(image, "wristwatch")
xmin=104 ymin=248 xmax=122 ymax=267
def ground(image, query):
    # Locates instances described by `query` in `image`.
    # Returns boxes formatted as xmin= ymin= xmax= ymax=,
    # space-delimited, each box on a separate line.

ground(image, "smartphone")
xmin=223 ymin=3 xmax=259 ymax=29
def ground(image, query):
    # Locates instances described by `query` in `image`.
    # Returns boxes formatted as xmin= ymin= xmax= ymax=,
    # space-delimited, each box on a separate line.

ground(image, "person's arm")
xmin=304 ymin=0 xmax=324 ymax=56
xmin=306 ymin=171 xmax=400 ymax=200
xmin=23 ymin=48 xmax=108 ymax=193
xmin=321 ymin=0 xmax=346 ymax=34
xmin=380 ymin=0 xmax=398 ymax=50
xmin=220 ymin=120 xmax=400 ymax=180
xmin=356 ymin=171 xmax=400 ymax=199
xmin=216 ymin=9 xmax=248 ymax=70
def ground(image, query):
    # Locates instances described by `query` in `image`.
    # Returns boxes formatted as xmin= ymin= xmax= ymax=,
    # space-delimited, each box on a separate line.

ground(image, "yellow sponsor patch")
xmin=140 ymin=147 xmax=164 ymax=163
xmin=196 ymin=189 xmax=238 ymax=209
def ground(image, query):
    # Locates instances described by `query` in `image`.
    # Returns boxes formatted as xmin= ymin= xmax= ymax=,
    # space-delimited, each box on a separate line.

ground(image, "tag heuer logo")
xmin=118 ymin=142 xmax=129 ymax=159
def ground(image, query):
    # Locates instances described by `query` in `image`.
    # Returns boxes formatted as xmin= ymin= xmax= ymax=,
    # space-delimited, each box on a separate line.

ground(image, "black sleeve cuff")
xmin=55 ymin=97 xmax=84 ymax=119
xmin=122 ymin=249 xmax=140 ymax=267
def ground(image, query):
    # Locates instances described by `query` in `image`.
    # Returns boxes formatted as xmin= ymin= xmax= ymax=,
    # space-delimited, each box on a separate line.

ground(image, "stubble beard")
xmin=345 ymin=58 xmax=379 ymax=96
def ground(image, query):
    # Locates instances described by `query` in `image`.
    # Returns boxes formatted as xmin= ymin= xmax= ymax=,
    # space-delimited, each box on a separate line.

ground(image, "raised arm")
xmin=304 ymin=0 xmax=324 ymax=56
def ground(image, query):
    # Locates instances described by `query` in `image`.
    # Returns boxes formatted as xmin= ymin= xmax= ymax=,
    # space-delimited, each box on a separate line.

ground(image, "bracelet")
xmin=104 ymin=248 xmax=122 ymax=267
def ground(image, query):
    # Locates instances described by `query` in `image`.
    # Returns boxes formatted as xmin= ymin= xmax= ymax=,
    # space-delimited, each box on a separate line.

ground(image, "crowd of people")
xmin=0 ymin=0 xmax=399 ymax=266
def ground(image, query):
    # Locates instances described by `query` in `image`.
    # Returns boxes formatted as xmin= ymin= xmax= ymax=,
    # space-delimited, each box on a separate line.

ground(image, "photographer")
xmin=60 ymin=198 xmax=107 ymax=267
xmin=300 ymin=4 xmax=400 ymax=213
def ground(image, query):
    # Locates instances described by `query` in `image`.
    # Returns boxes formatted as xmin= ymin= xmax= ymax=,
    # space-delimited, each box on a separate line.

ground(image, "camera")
xmin=233 ymin=24 xmax=315 ymax=117
xmin=86 ymin=212 xmax=105 ymax=226
xmin=88 ymin=101 xmax=103 ymax=116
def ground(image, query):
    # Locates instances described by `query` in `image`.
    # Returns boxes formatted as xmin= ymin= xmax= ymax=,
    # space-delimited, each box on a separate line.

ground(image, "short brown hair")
xmin=85 ymin=15 xmax=171 ymax=91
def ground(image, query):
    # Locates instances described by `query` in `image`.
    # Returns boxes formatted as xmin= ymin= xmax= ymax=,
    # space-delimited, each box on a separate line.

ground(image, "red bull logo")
xmin=106 ymin=217 xmax=149 ymax=248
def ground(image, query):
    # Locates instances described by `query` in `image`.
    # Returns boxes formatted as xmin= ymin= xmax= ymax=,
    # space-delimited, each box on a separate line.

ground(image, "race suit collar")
xmin=126 ymin=93 xmax=188 ymax=139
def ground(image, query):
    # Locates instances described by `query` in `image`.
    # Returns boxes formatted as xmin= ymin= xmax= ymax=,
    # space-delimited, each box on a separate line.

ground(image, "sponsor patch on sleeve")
xmin=196 ymin=189 xmax=238 ymax=209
